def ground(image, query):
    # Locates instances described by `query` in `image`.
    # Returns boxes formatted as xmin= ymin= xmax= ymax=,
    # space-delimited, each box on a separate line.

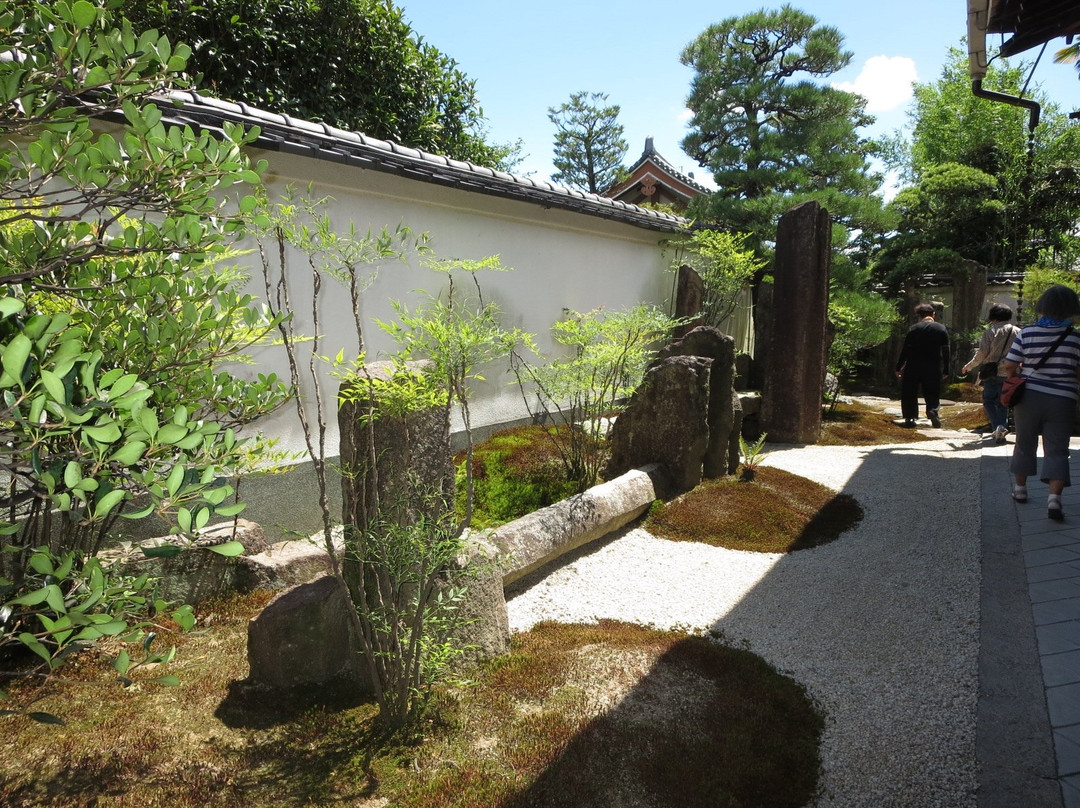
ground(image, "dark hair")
xmin=988 ymin=304 xmax=1013 ymax=322
xmin=1035 ymin=284 xmax=1080 ymax=320
xmin=914 ymin=302 xmax=935 ymax=318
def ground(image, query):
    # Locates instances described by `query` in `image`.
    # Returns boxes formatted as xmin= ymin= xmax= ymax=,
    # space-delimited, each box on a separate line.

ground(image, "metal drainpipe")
xmin=971 ymin=79 xmax=1041 ymax=319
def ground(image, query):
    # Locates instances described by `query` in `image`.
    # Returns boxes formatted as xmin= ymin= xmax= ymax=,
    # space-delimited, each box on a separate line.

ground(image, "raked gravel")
xmin=505 ymin=436 xmax=984 ymax=808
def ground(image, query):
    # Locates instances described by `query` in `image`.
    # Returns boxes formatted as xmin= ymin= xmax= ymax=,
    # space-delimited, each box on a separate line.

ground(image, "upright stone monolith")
xmin=654 ymin=326 xmax=739 ymax=478
xmin=338 ymin=360 xmax=453 ymax=535
xmin=760 ymin=201 xmax=831 ymax=444
xmin=673 ymin=265 xmax=706 ymax=338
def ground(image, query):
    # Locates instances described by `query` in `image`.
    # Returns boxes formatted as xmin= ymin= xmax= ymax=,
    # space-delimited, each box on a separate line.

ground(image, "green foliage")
xmin=456 ymin=426 xmax=577 ymax=528
xmin=874 ymin=162 xmax=1004 ymax=290
xmin=512 ymin=305 xmax=677 ymax=492
xmin=668 ymin=229 xmax=763 ymax=327
xmin=344 ymin=512 xmax=469 ymax=729
xmin=681 ymin=5 xmax=883 ymax=252
xmin=256 ymin=192 xmax=481 ymax=732
xmin=887 ymin=45 xmax=1080 ymax=274
xmin=548 ymin=91 xmax=628 ymax=193
xmin=738 ymin=432 xmax=768 ymax=474
xmin=379 ymin=256 xmax=532 ymax=529
xmin=0 ymin=546 xmax=193 ymax=722
xmin=827 ymin=288 xmax=900 ymax=393
xmin=121 ymin=0 xmax=519 ymax=168
xmin=0 ymin=0 xmax=288 ymax=569
xmin=1022 ymin=266 xmax=1080 ymax=313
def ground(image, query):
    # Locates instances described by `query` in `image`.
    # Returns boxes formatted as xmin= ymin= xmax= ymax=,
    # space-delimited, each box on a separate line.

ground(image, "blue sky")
xmin=398 ymin=0 xmax=1080 ymax=191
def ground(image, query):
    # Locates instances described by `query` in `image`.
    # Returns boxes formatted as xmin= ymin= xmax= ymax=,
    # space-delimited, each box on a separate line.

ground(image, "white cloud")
xmin=833 ymin=55 xmax=918 ymax=113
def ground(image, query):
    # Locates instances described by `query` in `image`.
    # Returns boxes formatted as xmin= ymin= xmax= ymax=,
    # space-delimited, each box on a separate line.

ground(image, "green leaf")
xmin=152 ymin=675 xmax=180 ymax=687
xmin=84 ymin=422 xmax=122 ymax=444
xmin=120 ymin=503 xmax=156 ymax=520
xmin=165 ymin=463 xmax=186 ymax=498
xmin=109 ymin=441 xmax=146 ymax=465
xmin=2 ymin=334 xmax=32 ymax=384
xmin=17 ymin=633 xmax=53 ymax=666
xmin=44 ymin=585 xmax=65 ymax=615
xmin=0 ymin=298 xmax=25 ymax=318
xmin=140 ymin=544 xmax=183 ymax=559
xmin=28 ymin=552 xmax=53 ymax=576
xmin=213 ymin=501 xmax=246 ymax=518
xmin=40 ymin=370 xmax=66 ymax=404
xmin=114 ymin=649 xmax=131 ymax=675
xmin=93 ymin=489 xmax=126 ymax=519
xmin=93 ymin=620 xmax=129 ymax=636
xmin=206 ymin=541 xmax=244 ymax=557
xmin=157 ymin=423 xmax=188 ymax=444
xmin=138 ymin=408 xmax=159 ymax=439
xmin=177 ymin=507 xmax=192 ymax=534
xmin=71 ymin=0 xmax=99 ymax=29
xmin=8 ymin=587 xmax=51 ymax=607
xmin=108 ymin=374 xmax=139 ymax=398
xmin=63 ymin=461 xmax=82 ymax=490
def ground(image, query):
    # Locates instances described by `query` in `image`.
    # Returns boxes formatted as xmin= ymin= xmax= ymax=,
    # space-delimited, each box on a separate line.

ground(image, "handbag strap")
xmin=989 ymin=325 xmax=1017 ymax=363
xmin=1030 ymin=326 xmax=1073 ymax=371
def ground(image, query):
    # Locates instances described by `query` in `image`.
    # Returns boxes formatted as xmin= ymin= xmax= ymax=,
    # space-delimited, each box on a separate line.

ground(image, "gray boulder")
xmin=604 ymin=355 xmax=712 ymax=496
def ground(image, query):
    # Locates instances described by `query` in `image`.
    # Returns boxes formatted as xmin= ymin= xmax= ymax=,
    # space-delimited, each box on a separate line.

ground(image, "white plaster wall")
xmin=234 ymin=149 xmax=677 ymax=461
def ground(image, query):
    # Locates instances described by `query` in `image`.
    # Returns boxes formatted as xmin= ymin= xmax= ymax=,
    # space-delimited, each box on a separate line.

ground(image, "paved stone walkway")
xmin=986 ymin=433 xmax=1080 ymax=808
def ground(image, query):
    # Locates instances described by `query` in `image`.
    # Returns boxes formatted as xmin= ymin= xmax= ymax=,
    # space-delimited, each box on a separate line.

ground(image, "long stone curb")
xmin=490 ymin=466 xmax=662 ymax=587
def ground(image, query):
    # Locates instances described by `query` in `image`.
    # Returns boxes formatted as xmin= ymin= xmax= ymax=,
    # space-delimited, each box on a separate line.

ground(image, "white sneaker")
xmin=993 ymin=426 xmax=1007 ymax=444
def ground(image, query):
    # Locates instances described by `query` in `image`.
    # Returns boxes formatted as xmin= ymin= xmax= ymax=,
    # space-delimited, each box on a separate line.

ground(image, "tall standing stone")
xmin=338 ymin=360 xmax=454 ymax=535
xmin=761 ymin=201 xmax=831 ymax=444
xmin=654 ymin=326 xmax=738 ymax=478
xmin=673 ymin=265 xmax=706 ymax=338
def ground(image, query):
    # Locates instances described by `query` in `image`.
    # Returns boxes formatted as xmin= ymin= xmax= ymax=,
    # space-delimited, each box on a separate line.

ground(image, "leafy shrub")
xmin=456 ymin=426 xmax=577 ymax=527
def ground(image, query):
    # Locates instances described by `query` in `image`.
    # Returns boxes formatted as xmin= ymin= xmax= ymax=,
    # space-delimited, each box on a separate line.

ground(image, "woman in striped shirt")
xmin=1003 ymin=284 xmax=1080 ymax=520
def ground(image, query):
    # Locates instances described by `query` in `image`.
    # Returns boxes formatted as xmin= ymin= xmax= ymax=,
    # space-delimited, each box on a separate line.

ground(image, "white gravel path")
xmin=505 ymin=436 xmax=984 ymax=807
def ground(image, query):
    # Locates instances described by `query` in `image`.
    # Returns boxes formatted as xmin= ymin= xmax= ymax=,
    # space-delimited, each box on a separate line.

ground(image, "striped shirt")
xmin=1005 ymin=325 xmax=1080 ymax=400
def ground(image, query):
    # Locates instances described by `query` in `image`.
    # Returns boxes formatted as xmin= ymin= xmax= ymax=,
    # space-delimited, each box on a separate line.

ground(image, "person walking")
xmin=895 ymin=302 xmax=950 ymax=428
xmin=961 ymin=304 xmax=1020 ymax=444
xmin=1004 ymin=284 xmax=1080 ymax=520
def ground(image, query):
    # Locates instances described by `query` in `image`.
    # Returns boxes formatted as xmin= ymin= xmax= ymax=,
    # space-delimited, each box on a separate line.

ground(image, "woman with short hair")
xmin=1004 ymin=284 xmax=1080 ymax=519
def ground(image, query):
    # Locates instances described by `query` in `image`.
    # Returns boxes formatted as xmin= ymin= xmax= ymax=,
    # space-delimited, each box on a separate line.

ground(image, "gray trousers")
xmin=1010 ymin=389 xmax=1075 ymax=485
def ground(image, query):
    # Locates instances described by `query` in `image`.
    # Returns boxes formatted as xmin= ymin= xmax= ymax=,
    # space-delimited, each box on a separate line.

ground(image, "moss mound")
xmin=646 ymin=466 xmax=863 ymax=553
xmin=456 ymin=425 xmax=578 ymax=528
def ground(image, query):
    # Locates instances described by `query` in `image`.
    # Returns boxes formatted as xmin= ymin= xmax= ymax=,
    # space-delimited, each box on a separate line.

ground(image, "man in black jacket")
xmin=895 ymin=302 xmax=951 ymax=428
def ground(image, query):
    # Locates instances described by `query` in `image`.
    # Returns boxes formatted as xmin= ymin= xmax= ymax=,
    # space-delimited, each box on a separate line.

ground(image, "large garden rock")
xmin=338 ymin=359 xmax=454 ymax=535
xmin=603 ymin=355 xmax=712 ymax=496
xmin=235 ymin=537 xmax=336 ymax=592
xmin=445 ymin=533 xmax=510 ymax=663
xmin=761 ymin=200 xmax=831 ymax=444
xmin=246 ymin=572 xmax=372 ymax=693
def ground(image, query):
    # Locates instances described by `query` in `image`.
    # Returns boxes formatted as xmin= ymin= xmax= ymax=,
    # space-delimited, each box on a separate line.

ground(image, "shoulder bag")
xmin=978 ymin=326 xmax=1019 ymax=380
xmin=1000 ymin=326 xmax=1073 ymax=408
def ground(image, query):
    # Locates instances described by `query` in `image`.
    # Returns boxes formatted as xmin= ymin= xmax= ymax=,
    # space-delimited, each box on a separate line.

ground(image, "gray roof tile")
xmin=150 ymin=91 xmax=687 ymax=233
